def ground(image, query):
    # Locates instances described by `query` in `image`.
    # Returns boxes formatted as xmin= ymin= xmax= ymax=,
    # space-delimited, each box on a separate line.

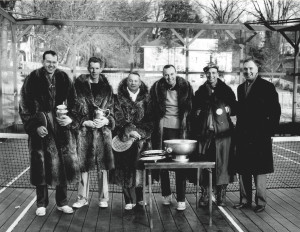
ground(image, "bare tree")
xmin=249 ymin=0 xmax=300 ymax=21
xmin=193 ymin=0 xmax=247 ymax=24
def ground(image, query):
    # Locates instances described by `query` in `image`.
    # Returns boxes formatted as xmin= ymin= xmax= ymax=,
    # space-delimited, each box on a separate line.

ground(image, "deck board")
xmin=1 ymin=188 xmax=300 ymax=231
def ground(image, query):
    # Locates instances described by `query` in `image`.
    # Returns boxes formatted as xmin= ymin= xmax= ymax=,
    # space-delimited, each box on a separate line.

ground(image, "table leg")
xmin=196 ymin=168 xmax=200 ymax=209
xmin=148 ymin=169 xmax=153 ymax=229
xmin=143 ymin=169 xmax=146 ymax=212
xmin=208 ymin=168 xmax=212 ymax=226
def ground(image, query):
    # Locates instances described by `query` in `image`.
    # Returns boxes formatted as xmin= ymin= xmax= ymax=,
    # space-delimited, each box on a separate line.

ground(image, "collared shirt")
xmin=127 ymin=87 xmax=140 ymax=102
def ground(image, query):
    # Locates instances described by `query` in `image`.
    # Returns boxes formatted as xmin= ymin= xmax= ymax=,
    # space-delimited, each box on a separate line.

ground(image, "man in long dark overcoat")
xmin=19 ymin=50 xmax=79 ymax=216
xmin=234 ymin=58 xmax=281 ymax=213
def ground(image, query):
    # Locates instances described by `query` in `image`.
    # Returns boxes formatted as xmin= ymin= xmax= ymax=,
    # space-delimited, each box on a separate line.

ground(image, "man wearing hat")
xmin=192 ymin=63 xmax=236 ymax=206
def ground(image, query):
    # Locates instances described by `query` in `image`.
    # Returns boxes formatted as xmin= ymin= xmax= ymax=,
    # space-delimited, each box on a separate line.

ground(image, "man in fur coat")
xmin=19 ymin=50 xmax=80 ymax=216
xmin=112 ymin=72 xmax=153 ymax=210
xmin=192 ymin=64 xmax=236 ymax=207
xmin=148 ymin=64 xmax=193 ymax=211
xmin=234 ymin=58 xmax=281 ymax=213
xmin=73 ymin=57 xmax=115 ymax=209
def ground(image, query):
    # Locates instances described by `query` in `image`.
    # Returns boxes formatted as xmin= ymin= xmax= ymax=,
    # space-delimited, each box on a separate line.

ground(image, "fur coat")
xmin=149 ymin=76 xmax=194 ymax=150
xmin=111 ymin=78 xmax=153 ymax=187
xmin=74 ymin=74 xmax=115 ymax=172
xmin=19 ymin=67 xmax=80 ymax=186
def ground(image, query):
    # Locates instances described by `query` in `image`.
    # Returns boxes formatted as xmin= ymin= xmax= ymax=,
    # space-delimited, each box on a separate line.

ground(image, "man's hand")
xmin=56 ymin=115 xmax=72 ymax=127
xmin=83 ymin=120 xmax=95 ymax=128
xmin=94 ymin=117 xmax=109 ymax=129
xmin=196 ymin=109 xmax=201 ymax=116
xmin=37 ymin=126 xmax=48 ymax=138
xmin=129 ymin=131 xmax=141 ymax=140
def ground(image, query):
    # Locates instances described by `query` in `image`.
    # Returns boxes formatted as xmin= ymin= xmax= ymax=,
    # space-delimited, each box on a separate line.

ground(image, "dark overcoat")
xmin=192 ymin=78 xmax=236 ymax=185
xmin=74 ymin=74 xmax=115 ymax=172
xmin=111 ymin=78 xmax=153 ymax=187
xmin=149 ymin=76 xmax=194 ymax=150
xmin=235 ymin=76 xmax=281 ymax=175
xmin=19 ymin=67 xmax=80 ymax=186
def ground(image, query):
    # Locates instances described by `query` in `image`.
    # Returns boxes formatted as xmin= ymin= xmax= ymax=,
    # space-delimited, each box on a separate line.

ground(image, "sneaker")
xmin=177 ymin=202 xmax=186 ymax=211
xmin=99 ymin=201 xmax=108 ymax=208
xmin=57 ymin=205 xmax=74 ymax=214
xmin=72 ymin=198 xmax=88 ymax=208
xmin=125 ymin=203 xmax=136 ymax=210
xmin=36 ymin=207 xmax=46 ymax=216
xmin=162 ymin=195 xmax=172 ymax=205
xmin=138 ymin=201 xmax=147 ymax=206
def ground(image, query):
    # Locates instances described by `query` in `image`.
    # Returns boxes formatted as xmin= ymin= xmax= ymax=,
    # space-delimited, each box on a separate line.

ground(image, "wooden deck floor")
xmin=1 ymin=188 xmax=300 ymax=232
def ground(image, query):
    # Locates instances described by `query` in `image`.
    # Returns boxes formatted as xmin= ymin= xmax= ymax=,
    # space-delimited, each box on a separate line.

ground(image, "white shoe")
xmin=138 ymin=201 xmax=147 ymax=206
xmin=125 ymin=203 xmax=136 ymax=210
xmin=72 ymin=198 xmax=88 ymax=208
xmin=57 ymin=205 xmax=74 ymax=214
xmin=99 ymin=201 xmax=108 ymax=208
xmin=162 ymin=195 xmax=172 ymax=205
xmin=177 ymin=202 xmax=186 ymax=211
xmin=36 ymin=207 xmax=46 ymax=216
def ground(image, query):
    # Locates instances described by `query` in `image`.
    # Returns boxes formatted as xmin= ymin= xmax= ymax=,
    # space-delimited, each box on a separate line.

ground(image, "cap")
xmin=203 ymin=63 xmax=219 ymax=73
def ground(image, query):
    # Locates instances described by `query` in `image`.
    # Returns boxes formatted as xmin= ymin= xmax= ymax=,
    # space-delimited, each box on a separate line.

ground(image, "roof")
xmin=141 ymin=39 xmax=184 ymax=48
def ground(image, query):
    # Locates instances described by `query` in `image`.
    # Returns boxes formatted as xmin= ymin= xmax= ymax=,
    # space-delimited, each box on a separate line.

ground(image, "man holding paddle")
xmin=19 ymin=50 xmax=79 ymax=216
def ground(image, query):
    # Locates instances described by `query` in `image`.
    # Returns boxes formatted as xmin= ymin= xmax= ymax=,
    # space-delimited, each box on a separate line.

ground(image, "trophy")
xmin=56 ymin=104 xmax=68 ymax=118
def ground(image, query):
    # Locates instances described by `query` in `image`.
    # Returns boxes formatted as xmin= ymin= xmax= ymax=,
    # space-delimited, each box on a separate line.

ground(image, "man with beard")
xmin=234 ymin=58 xmax=281 ymax=213
xmin=19 ymin=50 xmax=79 ymax=216
xmin=112 ymin=72 xmax=152 ymax=210
xmin=72 ymin=57 xmax=115 ymax=209
xmin=148 ymin=64 xmax=193 ymax=211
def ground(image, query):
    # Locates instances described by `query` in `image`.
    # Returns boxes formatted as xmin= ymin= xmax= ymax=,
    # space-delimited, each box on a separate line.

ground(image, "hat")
xmin=203 ymin=63 xmax=219 ymax=73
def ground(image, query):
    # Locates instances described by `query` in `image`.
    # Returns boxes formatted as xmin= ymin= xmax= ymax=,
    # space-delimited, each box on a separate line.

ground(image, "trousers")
xmin=36 ymin=185 xmax=67 ymax=207
xmin=239 ymin=174 xmax=267 ymax=206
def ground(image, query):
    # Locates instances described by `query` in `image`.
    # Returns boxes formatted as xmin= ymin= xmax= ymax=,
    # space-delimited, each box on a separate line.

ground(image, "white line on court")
xmin=0 ymin=166 xmax=30 ymax=194
xmin=212 ymin=196 xmax=245 ymax=232
xmin=273 ymin=144 xmax=300 ymax=156
xmin=5 ymin=196 xmax=37 ymax=232
xmin=273 ymin=152 xmax=300 ymax=165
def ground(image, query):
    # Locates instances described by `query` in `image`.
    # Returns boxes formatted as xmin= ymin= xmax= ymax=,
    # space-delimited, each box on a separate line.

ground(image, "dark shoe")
xmin=199 ymin=197 xmax=208 ymax=207
xmin=254 ymin=205 xmax=265 ymax=213
xmin=233 ymin=203 xmax=251 ymax=209
xmin=217 ymin=201 xmax=226 ymax=207
xmin=216 ymin=185 xmax=227 ymax=207
xmin=198 ymin=187 xmax=208 ymax=207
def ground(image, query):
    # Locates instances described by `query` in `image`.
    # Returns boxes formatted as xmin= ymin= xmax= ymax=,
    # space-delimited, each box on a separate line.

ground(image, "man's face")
xmin=42 ymin=54 xmax=58 ymax=74
xmin=206 ymin=67 xmax=218 ymax=86
xmin=163 ymin=66 xmax=177 ymax=88
xmin=243 ymin=60 xmax=258 ymax=81
xmin=88 ymin=62 xmax=102 ymax=80
xmin=127 ymin=73 xmax=141 ymax=93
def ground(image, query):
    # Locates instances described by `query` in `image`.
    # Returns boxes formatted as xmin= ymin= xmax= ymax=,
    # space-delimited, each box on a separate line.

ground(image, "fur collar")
xmin=75 ymin=74 xmax=114 ymax=110
xmin=117 ymin=77 xmax=148 ymax=103
xmin=152 ymin=76 xmax=192 ymax=118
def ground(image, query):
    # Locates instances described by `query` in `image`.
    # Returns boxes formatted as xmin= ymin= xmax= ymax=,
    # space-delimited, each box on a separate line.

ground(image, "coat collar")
xmin=117 ymin=77 xmax=148 ymax=102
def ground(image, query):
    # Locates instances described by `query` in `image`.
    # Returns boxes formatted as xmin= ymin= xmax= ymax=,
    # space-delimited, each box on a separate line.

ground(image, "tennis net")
xmin=1 ymin=133 xmax=299 ymax=193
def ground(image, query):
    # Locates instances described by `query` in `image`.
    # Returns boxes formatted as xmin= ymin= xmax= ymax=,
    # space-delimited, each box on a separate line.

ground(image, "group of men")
xmin=19 ymin=50 xmax=281 ymax=217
